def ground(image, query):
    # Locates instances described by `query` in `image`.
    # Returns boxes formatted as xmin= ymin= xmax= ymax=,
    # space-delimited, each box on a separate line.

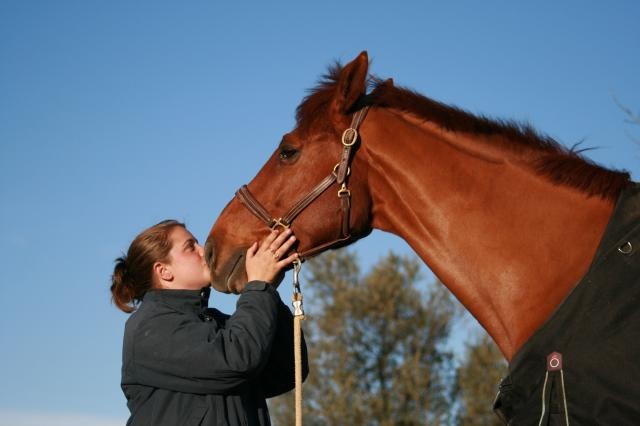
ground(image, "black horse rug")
xmin=493 ymin=183 xmax=640 ymax=425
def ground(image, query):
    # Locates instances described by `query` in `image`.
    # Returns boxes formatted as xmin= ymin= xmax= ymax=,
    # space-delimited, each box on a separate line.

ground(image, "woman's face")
xmin=165 ymin=227 xmax=211 ymax=290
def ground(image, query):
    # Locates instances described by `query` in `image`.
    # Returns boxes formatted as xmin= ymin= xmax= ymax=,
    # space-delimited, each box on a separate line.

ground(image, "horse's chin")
xmin=210 ymin=252 xmax=246 ymax=294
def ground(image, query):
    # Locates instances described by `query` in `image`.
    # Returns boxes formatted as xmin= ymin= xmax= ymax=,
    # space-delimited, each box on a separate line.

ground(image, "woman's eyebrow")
xmin=182 ymin=238 xmax=197 ymax=249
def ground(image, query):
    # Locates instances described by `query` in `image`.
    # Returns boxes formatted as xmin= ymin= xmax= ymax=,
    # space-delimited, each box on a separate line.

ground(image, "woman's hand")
xmin=246 ymin=229 xmax=298 ymax=285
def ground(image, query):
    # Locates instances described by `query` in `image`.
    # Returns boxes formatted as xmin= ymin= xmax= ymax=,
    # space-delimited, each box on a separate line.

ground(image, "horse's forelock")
xmin=294 ymin=61 xmax=345 ymax=133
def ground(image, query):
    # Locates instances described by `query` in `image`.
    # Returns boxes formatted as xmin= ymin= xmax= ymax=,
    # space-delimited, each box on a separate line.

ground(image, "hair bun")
xmin=111 ymin=256 xmax=135 ymax=313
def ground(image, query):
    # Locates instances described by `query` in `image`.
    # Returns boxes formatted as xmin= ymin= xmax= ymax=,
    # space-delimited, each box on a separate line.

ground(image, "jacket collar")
xmin=143 ymin=286 xmax=211 ymax=314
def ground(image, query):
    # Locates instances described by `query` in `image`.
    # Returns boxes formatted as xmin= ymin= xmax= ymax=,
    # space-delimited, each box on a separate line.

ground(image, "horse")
xmin=204 ymin=52 xmax=639 ymax=424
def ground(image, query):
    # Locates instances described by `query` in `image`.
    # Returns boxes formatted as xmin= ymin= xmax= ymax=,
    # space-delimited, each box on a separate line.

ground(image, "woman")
xmin=111 ymin=219 xmax=308 ymax=426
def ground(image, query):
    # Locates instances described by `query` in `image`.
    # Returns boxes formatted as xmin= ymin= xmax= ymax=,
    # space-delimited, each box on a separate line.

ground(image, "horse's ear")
xmin=333 ymin=51 xmax=369 ymax=114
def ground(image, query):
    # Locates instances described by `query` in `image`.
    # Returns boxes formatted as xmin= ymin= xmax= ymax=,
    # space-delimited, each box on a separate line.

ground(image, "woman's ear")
xmin=153 ymin=261 xmax=173 ymax=283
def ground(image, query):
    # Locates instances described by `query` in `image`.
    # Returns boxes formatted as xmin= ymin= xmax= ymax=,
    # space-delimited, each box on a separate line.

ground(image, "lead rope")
xmin=292 ymin=259 xmax=305 ymax=426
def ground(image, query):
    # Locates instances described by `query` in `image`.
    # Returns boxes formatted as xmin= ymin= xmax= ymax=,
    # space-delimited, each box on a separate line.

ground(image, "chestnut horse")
xmin=205 ymin=52 xmax=639 ymax=422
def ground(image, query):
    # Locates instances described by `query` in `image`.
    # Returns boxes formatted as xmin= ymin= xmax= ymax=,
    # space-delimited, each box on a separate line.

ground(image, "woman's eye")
xmin=279 ymin=146 xmax=298 ymax=160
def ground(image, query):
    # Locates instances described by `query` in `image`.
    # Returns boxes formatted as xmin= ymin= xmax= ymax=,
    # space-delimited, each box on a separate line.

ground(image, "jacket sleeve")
xmin=129 ymin=282 xmax=280 ymax=394
xmin=259 ymin=299 xmax=309 ymax=398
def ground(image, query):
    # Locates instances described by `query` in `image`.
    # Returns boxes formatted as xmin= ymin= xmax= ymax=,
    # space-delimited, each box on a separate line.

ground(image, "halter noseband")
xmin=236 ymin=106 xmax=370 ymax=260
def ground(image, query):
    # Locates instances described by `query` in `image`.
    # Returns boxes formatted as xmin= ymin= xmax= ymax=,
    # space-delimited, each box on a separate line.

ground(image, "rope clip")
xmin=292 ymin=259 xmax=305 ymax=317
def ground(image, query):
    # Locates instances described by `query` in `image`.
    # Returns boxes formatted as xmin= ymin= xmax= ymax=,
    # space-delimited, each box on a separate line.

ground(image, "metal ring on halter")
xmin=333 ymin=163 xmax=351 ymax=176
xmin=338 ymin=184 xmax=351 ymax=197
xmin=342 ymin=128 xmax=358 ymax=146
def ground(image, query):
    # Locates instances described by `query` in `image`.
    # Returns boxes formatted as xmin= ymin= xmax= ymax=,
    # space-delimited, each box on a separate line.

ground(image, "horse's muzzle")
xmin=204 ymin=239 xmax=217 ymax=287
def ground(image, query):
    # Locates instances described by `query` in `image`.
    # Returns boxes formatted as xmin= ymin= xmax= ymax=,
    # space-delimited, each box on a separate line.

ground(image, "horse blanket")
xmin=493 ymin=183 xmax=640 ymax=425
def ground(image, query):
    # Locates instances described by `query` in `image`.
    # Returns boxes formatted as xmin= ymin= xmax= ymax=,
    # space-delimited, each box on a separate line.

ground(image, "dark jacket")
xmin=121 ymin=281 xmax=308 ymax=426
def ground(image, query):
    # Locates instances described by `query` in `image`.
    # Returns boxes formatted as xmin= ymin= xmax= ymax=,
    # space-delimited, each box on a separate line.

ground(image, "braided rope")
xmin=292 ymin=260 xmax=305 ymax=426
xmin=294 ymin=309 xmax=305 ymax=426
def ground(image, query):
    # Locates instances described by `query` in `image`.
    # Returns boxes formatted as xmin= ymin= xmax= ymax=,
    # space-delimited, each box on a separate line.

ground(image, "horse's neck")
xmin=359 ymin=108 xmax=614 ymax=360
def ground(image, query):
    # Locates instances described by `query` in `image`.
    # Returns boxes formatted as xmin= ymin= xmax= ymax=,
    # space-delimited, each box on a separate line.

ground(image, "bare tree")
xmin=612 ymin=94 xmax=640 ymax=145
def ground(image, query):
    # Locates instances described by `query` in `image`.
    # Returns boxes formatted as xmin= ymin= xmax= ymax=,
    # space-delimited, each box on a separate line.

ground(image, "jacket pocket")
xmin=493 ymin=375 xmax=515 ymax=423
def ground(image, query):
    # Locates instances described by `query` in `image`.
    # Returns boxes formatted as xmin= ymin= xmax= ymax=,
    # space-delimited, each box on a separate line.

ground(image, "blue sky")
xmin=1 ymin=1 xmax=638 ymax=424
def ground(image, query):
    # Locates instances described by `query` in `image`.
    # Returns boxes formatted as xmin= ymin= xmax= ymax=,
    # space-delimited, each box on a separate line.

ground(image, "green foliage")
xmin=270 ymin=250 xmax=458 ymax=425
xmin=269 ymin=249 xmax=508 ymax=425
xmin=455 ymin=334 xmax=508 ymax=426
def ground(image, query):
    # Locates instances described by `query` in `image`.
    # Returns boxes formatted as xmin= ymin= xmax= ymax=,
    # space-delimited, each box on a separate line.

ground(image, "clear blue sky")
xmin=1 ymin=1 xmax=638 ymax=424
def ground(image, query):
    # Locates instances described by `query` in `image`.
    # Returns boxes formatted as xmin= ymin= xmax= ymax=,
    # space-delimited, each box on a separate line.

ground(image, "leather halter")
xmin=236 ymin=106 xmax=370 ymax=260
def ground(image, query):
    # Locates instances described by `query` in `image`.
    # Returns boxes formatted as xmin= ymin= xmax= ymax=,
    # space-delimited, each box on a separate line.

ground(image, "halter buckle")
xmin=342 ymin=128 xmax=358 ymax=147
xmin=270 ymin=218 xmax=291 ymax=230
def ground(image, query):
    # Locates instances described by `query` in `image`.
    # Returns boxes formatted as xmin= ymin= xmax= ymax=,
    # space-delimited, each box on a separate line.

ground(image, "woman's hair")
xmin=110 ymin=219 xmax=186 ymax=313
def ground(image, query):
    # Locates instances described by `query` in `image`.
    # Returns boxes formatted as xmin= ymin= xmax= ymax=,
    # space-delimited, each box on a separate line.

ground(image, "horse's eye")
xmin=279 ymin=146 xmax=299 ymax=161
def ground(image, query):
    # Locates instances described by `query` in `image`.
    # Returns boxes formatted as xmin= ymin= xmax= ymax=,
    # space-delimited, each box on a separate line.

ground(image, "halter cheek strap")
xmin=236 ymin=106 xmax=370 ymax=260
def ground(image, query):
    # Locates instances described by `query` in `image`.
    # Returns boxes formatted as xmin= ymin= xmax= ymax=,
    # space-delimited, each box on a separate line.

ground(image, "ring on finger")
xmin=272 ymin=251 xmax=280 ymax=259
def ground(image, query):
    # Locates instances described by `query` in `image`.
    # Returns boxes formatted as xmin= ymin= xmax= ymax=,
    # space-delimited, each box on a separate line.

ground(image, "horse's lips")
xmin=225 ymin=254 xmax=244 ymax=292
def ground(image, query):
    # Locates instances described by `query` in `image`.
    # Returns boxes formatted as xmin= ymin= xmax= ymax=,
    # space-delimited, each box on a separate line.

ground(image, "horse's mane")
xmin=296 ymin=62 xmax=631 ymax=201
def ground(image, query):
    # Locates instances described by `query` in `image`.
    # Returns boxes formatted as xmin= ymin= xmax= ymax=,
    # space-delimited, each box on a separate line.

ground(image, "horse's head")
xmin=205 ymin=51 xmax=374 ymax=293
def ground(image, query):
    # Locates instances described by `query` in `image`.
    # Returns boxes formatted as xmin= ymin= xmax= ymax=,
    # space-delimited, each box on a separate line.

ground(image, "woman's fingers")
xmin=252 ymin=229 xmax=296 ymax=259
xmin=245 ymin=230 xmax=298 ymax=283
xmin=269 ymin=229 xmax=292 ymax=250
xmin=261 ymin=229 xmax=280 ymax=248
xmin=276 ymin=234 xmax=297 ymax=255
xmin=246 ymin=241 xmax=258 ymax=258
xmin=266 ymin=229 xmax=294 ymax=258
xmin=277 ymin=251 xmax=299 ymax=268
